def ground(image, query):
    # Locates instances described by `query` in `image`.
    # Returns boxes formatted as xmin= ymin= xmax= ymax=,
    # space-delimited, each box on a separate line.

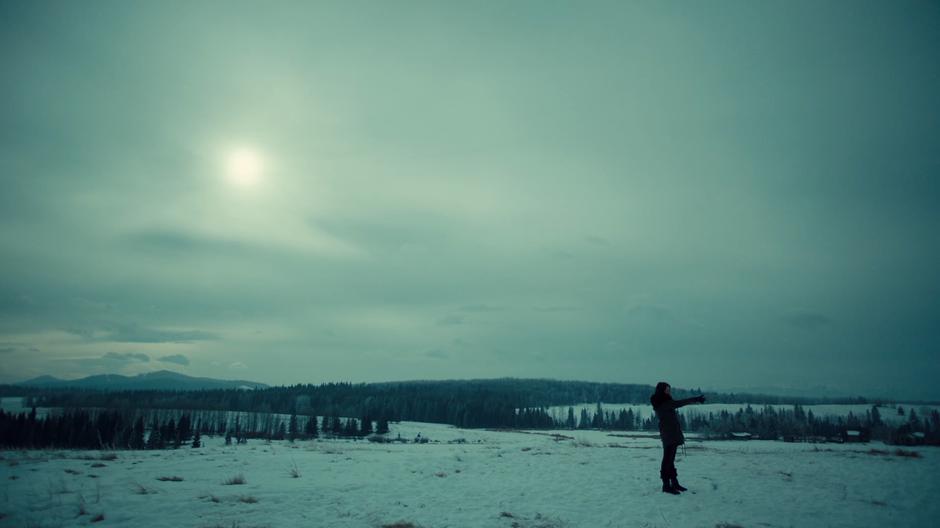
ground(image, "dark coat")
xmin=651 ymin=396 xmax=699 ymax=447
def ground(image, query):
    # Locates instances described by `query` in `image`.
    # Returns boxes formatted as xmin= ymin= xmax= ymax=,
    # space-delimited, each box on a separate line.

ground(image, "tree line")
xmin=559 ymin=402 xmax=940 ymax=445
xmin=0 ymin=407 xmax=391 ymax=450
xmin=4 ymin=399 xmax=938 ymax=450
xmin=8 ymin=378 xmax=881 ymax=432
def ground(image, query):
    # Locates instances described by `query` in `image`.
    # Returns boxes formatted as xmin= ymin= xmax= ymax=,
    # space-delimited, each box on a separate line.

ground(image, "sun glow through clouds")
xmin=224 ymin=147 xmax=264 ymax=187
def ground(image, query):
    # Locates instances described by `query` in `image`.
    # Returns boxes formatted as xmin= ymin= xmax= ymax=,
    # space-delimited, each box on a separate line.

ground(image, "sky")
xmin=1 ymin=0 xmax=938 ymax=400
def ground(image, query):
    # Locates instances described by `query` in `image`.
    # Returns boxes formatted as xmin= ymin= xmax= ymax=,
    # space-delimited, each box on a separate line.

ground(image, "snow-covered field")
xmin=2 ymin=421 xmax=937 ymax=528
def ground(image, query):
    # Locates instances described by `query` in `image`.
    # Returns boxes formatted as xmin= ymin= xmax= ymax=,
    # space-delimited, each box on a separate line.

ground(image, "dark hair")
xmin=650 ymin=381 xmax=672 ymax=408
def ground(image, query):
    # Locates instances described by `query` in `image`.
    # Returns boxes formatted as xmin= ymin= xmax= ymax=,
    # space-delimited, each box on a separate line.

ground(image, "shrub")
xmin=223 ymin=474 xmax=246 ymax=485
xmin=131 ymin=482 xmax=154 ymax=494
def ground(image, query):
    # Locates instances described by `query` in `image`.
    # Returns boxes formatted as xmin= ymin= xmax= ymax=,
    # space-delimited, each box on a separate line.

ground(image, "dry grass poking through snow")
xmin=865 ymin=448 xmax=923 ymax=458
xmin=499 ymin=511 xmax=568 ymax=528
xmin=157 ymin=475 xmax=184 ymax=481
xmin=223 ymin=474 xmax=247 ymax=485
xmin=131 ymin=481 xmax=155 ymax=494
xmin=199 ymin=523 xmax=270 ymax=528
xmin=288 ymin=459 xmax=301 ymax=478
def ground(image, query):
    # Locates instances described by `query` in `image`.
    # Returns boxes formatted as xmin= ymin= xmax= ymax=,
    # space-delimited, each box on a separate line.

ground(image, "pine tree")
xmin=579 ymin=408 xmax=590 ymax=429
xmin=225 ymin=430 xmax=232 ymax=445
xmin=177 ymin=414 xmax=192 ymax=446
xmin=331 ymin=413 xmax=342 ymax=436
xmin=343 ymin=418 xmax=358 ymax=437
xmin=146 ymin=417 xmax=161 ymax=450
xmin=163 ymin=418 xmax=177 ymax=449
xmin=376 ymin=417 xmax=390 ymax=435
xmin=304 ymin=415 xmax=319 ymax=438
xmin=592 ymin=402 xmax=604 ymax=429
xmin=288 ymin=414 xmax=299 ymax=442
xmin=360 ymin=415 xmax=373 ymax=436
xmin=192 ymin=429 xmax=202 ymax=448
xmin=130 ymin=416 xmax=145 ymax=449
xmin=566 ymin=407 xmax=576 ymax=429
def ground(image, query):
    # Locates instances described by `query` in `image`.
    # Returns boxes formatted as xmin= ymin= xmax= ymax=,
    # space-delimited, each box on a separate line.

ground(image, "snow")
xmin=2 ymin=421 xmax=937 ymax=528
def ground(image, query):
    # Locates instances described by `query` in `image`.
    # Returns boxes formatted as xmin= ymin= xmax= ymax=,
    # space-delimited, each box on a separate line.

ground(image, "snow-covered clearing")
xmin=1 ymin=421 xmax=936 ymax=528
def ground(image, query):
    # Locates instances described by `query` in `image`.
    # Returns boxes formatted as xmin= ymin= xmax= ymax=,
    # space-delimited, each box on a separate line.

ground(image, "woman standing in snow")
xmin=650 ymin=382 xmax=705 ymax=495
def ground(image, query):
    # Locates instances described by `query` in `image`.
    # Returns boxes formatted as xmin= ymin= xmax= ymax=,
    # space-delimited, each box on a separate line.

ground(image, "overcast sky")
xmin=1 ymin=1 xmax=938 ymax=400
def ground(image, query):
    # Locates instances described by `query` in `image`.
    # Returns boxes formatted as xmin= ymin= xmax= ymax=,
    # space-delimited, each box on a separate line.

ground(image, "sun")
xmin=224 ymin=147 xmax=264 ymax=187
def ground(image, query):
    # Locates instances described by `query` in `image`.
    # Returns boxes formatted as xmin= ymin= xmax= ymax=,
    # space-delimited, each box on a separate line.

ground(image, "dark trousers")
xmin=660 ymin=444 xmax=678 ymax=479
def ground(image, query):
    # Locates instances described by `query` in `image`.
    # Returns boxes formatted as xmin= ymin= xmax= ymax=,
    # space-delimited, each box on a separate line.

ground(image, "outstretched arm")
xmin=674 ymin=395 xmax=706 ymax=409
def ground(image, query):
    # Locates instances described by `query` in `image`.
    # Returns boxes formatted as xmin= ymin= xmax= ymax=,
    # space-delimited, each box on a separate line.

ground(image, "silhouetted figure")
xmin=650 ymin=381 xmax=705 ymax=495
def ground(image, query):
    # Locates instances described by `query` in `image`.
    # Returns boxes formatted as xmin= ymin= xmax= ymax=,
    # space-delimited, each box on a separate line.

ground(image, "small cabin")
xmin=842 ymin=430 xmax=863 ymax=443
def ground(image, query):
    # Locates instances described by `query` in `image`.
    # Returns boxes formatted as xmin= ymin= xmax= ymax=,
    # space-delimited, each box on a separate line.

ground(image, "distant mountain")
xmin=17 ymin=370 xmax=269 ymax=391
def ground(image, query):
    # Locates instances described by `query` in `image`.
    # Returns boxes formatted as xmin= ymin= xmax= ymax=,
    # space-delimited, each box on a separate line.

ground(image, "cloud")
xmin=64 ymin=328 xmax=98 ymax=340
xmin=533 ymin=306 xmax=577 ymax=313
xmin=158 ymin=354 xmax=190 ymax=366
xmin=425 ymin=349 xmax=449 ymax=360
xmin=784 ymin=312 xmax=833 ymax=330
xmin=66 ymin=323 xmax=218 ymax=344
xmin=545 ymin=248 xmax=575 ymax=260
xmin=626 ymin=304 xmax=675 ymax=322
xmin=103 ymin=352 xmax=150 ymax=363
xmin=229 ymin=361 xmax=248 ymax=370
xmin=459 ymin=304 xmax=501 ymax=312
xmin=52 ymin=352 xmax=152 ymax=373
xmin=0 ymin=342 xmax=41 ymax=354
xmin=121 ymin=229 xmax=250 ymax=256
xmin=0 ymin=0 xmax=937 ymax=399
xmin=108 ymin=324 xmax=218 ymax=343
xmin=436 ymin=315 xmax=464 ymax=326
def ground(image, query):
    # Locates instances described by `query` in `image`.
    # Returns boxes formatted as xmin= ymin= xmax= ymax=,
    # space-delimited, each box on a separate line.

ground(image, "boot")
xmin=661 ymin=478 xmax=680 ymax=495
xmin=670 ymin=477 xmax=687 ymax=492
